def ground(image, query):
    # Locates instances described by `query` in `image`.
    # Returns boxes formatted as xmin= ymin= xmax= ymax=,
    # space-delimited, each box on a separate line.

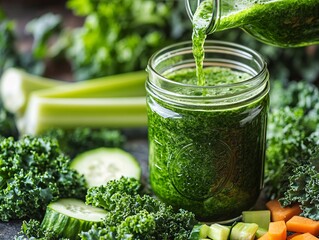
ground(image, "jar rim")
xmin=146 ymin=40 xmax=269 ymax=108
xmin=147 ymin=40 xmax=267 ymax=90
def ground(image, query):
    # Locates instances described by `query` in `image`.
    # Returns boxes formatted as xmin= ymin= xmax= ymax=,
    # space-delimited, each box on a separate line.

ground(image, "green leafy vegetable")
xmin=16 ymin=219 xmax=58 ymax=240
xmin=265 ymin=80 xmax=319 ymax=220
xmin=0 ymin=136 xmax=87 ymax=221
xmin=64 ymin=0 xmax=181 ymax=80
xmin=41 ymin=127 xmax=125 ymax=158
xmin=265 ymin=81 xmax=319 ymax=198
xmin=0 ymin=20 xmax=20 ymax=76
xmin=279 ymin=152 xmax=319 ymax=220
xmin=0 ymin=102 xmax=18 ymax=139
xmin=25 ymin=13 xmax=62 ymax=59
xmin=83 ymin=177 xmax=198 ymax=239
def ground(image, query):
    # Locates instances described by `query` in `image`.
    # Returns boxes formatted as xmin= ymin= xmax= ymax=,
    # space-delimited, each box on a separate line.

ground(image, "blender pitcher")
xmin=186 ymin=0 xmax=319 ymax=47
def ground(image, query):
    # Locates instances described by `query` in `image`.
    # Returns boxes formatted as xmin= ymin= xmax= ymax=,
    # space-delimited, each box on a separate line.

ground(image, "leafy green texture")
xmin=83 ymin=177 xmax=198 ymax=239
xmin=86 ymin=176 xmax=141 ymax=211
xmin=15 ymin=219 xmax=59 ymax=240
xmin=0 ymin=136 xmax=87 ymax=221
xmin=25 ymin=13 xmax=62 ymax=59
xmin=279 ymin=156 xmax=319 ymax=220
xmin=41 ymin=127 xmax=125 ymax=158
xmin=64 ymin=0 xmax=187 ymax=81
xmin=0 ymin=20 xmax=20 ymax=76
xmin=0 ymin=103 xmax=18 ymax=139
xmin=265 ymin=80 xmax=319 ymax=219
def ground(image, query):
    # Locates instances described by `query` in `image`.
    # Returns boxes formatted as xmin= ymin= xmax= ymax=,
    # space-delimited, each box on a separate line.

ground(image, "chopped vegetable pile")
xmin=17 ymin=177 xmax=198 ymax=239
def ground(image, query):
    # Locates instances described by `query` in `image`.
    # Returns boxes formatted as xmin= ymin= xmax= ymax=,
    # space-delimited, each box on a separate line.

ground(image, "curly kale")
xmin=82 ymin=177 xmax=198 ymax=239
xmin=41 ymin=127 xmax=125 ymax=158
xmin=86 ymin=177 xmax=141 ymax=211
xmin=15 ymin=219 xmax=59 ymax=240
xmin=279 ymin=152 xmax=319 ymax=220
xmin=265 ymin=80 xmax=319 ymax=198
xmin=0 ymin=136 xmax=87 ymax=221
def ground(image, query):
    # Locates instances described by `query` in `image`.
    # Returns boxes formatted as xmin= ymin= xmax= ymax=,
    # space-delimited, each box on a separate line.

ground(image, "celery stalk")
xmin=0 ymin=68 xmax=68 ymax=115
xmin=2 ymin=68 xmax=148 ymax=135
xmin=18 ymin=96 xmax=147 ymax=135
xmin=1 ymin=68 xmax=147 ymax=115
xmin=32 ymin=70 xmax=147 ymax=99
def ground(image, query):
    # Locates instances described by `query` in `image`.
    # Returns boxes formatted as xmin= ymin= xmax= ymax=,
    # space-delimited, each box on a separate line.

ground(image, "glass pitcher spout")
xmin=186 ymin=0 xmax=219 ymax=34
xmin=186 ymin=0 xmax=319 ymax=47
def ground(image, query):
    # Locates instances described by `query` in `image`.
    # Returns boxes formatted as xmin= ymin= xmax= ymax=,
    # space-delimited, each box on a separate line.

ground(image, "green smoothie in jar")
xmin=146 ymin=41 xmax=269 ymax=222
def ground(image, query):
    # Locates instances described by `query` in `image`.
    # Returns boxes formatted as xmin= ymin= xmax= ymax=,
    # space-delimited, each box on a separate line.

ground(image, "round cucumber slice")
xmin=70 ymin=147 xmax=141 ymax=187
xmin=41 ymin=198 xmax=107 ymax=239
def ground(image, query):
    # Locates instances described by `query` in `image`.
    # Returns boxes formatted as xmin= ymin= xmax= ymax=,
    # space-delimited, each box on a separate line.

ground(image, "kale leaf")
xmin=82 ymin=177 xmax=198 ymax=239
xmin=279 ymin=151 xmax=319 ymax=220
xmin=0 ymin=136 xmax=87 ymax=221
xmin=265 ymin=80 xmax=319 ymax=219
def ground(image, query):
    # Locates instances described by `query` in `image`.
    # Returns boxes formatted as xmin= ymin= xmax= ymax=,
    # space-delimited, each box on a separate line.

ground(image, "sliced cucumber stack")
xmin=70 ymin=147 xmax=141 ymax=187
xmin=41 ymin=198 xmax=107 ymax=239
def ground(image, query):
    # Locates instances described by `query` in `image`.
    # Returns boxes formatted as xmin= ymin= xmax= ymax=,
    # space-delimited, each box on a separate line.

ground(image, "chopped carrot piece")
xmin=258 ymin=232 xmax=270 ymax=240
xmin=286 ymin=216 xmax=319 ymax=236
xmin=268 ymin=220 xmax=287 ymax=240
xmin=266 ymin=199 xmax=301 ymax=222
xmin=290 ymin=232 xmax=319 ymax=240
xmin=287 ymin=233 xmax=302 ymax=240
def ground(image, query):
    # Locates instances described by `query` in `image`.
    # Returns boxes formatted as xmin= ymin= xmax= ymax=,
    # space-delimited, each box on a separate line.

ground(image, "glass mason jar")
xmin=186 ymin=0 xmax=319 ymax=47
xmin=146 ymin=40 xmax=269 ymax=222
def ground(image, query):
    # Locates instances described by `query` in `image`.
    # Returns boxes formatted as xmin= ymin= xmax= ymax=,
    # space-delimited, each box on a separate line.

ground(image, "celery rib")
xmin=19 ymin=96 xmax=147 ymax=135
xmin=0 ymin=68 xmax=68 ymax=115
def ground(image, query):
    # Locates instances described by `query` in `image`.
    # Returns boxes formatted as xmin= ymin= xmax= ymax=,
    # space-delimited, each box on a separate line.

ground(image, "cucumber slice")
xmin=230 ymin=222 xmax=258 ymax=240
xmin=207 ymin=223 xmax=231 ymax=240
xmin=41 ymin=198 xmax=107 ymax=239
xmin=70 ymin=147 xmax=141 ymax=187
xmin=189 ymin=224 xmax=210 ymax=239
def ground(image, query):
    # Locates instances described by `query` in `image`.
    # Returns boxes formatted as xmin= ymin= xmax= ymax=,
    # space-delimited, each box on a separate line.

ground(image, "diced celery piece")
xmin=256 ymin=227 xmax=268 ymax=238
xmin=242 ymin=210 xmax=271 ymax=230
xmin=230 ymin=222 xmax=259 ymax=240
xmin=189 ymin=224 xmax=210 ymax=239
xmin=207 ymin=223 xmax=230 ymax=240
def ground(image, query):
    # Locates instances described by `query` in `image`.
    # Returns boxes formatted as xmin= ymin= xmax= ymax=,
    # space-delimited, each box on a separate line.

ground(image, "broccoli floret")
xmin=83 ymin=177 xmax=198 ymax=239
xmin=0 ymin=136 xmax=87 ymax=221
xmin=41 ymin=127 xmax=125 ymax=158
xmin=279 ymin=151 xmax=319 ymax=220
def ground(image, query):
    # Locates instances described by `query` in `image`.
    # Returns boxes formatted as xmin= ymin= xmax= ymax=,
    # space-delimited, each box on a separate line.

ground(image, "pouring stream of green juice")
xmin=188 ymin=0 xmax=319 ymax=85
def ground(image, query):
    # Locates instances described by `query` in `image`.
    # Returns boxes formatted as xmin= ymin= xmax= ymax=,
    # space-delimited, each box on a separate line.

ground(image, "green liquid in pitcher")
xmin=194 ymin=0 xmax=319 ymax=48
